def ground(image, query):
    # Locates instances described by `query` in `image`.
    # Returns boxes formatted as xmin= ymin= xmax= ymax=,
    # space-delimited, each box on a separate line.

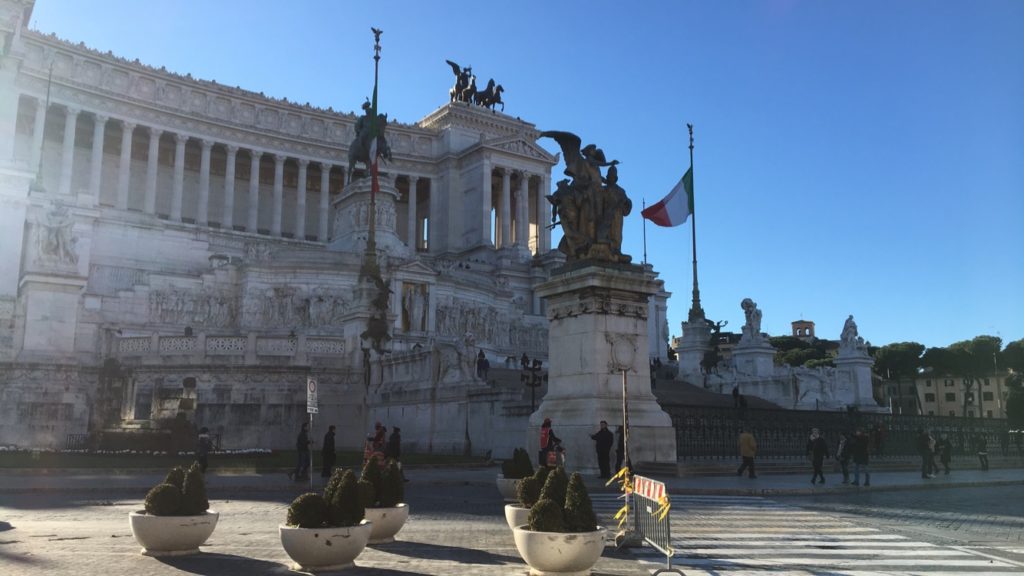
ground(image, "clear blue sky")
xmin=32 ymin=0 xmax=1024 ymax=350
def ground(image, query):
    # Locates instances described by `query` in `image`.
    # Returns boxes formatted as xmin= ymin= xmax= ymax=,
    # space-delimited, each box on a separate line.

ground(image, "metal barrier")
xmin=633 ymin=475 xmax=684 ymax=575
xmin=65 ymin=433 xmax=89 ymax=450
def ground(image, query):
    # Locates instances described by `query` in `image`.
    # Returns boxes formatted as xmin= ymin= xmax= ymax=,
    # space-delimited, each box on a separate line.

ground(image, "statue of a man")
xmin=841 ymin=315 xmax=858 ymax=345
xmin=740 ymin=298 xmax=762 ymax=339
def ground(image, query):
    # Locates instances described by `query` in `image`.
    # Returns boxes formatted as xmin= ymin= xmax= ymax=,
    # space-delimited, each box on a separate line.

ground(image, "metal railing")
xmin=660 ymin=404 xmax=1014 ymax=460
xmin=632 ymin=475 xmax=683 ymax=575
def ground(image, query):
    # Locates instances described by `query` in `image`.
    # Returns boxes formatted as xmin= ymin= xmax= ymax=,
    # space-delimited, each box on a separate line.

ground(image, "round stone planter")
xmin=279 ymin=520 xmax=373 ymax=571
xmin=512 ymin=524 xmax=606 ymax=576
xmin=364 ymin=503 xmax=409 ymax=544
xmin=128 ymin=510 xmax=219 ymax=557
xmin=504 ymin=503 xmax=530 ymax=530
xmin=496 ymin=475 xmax=521 ymax=502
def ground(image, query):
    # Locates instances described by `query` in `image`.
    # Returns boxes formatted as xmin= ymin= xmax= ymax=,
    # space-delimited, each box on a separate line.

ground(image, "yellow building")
xmin=914 ymin=374 xmax=1010 ymax=419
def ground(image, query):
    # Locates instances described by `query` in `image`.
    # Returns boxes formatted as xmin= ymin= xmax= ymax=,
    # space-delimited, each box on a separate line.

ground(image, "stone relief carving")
xmin=605 ymin=333 xmax=638 ymax=373
xmin=149 ymin=289 xmax=240 ymax=328
xmin=87 ymin=265 xmax=147 ymax=296
xmin=434 ymin=297 xmax=546 ymax=353
xmin=35 ymin=204 xmax=78 ymax=268
xmin=241 ymin=286 xmax=353 ymax=329
xmin=348 ymin=199 xmax=397 ymax=231
xmin=245 ymin=243 xmax=272 ymax=262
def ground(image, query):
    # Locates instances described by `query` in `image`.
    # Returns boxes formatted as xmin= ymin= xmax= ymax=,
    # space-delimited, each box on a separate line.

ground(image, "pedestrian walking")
xmin=916 ymin=428 xmax=935 ymax=478
xmin=928 ymin=431 xmax=941 ymax=475
xmin=851 ymin=428 xmax=871 ymax=486
xmin=196 ymin=427 xmax=213 ymax=473
xmin=615 ymin=425 xmax=625 ymax=472
xmin=936 ymin=433 xmax=951 ymax=475
xmin=590 ymin=420 xmax=614 ymax=479
xmin=290 ymin=422 xmax=311 ymax=481
xmin=737 ymin=427 xmax=757 ymax=479
xmin=977 ymin=436 xmax=989 ymax=471
xmin=539 ymin=417 xmax=561 ymax=467
xmin=732 ymin=385 xmax=740 ymax=408
xmin=386 ymin=426 xmax=408 ymax=481
xmin=836 ymin=431 xmax=851 ymax=484
xmin=806 ymin=428 xmax=830 ymax=484
xmin=321 ymin=425 xmax=336 ymax=479
xmin=737 ymin=394 xmax=748 ymax=420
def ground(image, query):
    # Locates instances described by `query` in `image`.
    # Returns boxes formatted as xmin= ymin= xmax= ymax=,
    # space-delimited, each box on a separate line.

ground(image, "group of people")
xmin=288 ymin=421 xmax=403 ymax=482
xmin=537 ymin=417 xmax=628 ymax=479
xmin=736 ymin=427 xmax=874 ymax=486
xmin=916 ymin=428 xmax=956 ymax=477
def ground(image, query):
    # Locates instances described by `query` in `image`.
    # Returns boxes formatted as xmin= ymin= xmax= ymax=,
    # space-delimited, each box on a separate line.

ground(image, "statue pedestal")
xmin=835 ymin=349 xmax=882 ymax=411
xmin=732 ymin=337 xmax=776 ymax=377
xmin=329 ymin=174 xmax=410 ymax=256
xmin=531 ymin=264 xmax=676 ymax=475
xmin=675 ymin=318 xmax=711 ymax=377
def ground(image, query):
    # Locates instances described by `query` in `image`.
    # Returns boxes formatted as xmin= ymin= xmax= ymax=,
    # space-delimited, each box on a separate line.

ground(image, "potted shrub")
xmin=129 ymin=462 xmax=218 ymax=556
xmin=497 ymin=447 xmax=534 ymax=501
xmin=359 ymin=457 xmax=409 ymax=544
xmin=505 ymin=465 xmax=549 ymax=530
xmin=279 ymin=468 xmax=373 ymax=571
xmin=512 ymin=467 xmax=605 ymax=575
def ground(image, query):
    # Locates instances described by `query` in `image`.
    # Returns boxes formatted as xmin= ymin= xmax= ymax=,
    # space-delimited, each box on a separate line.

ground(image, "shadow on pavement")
xmin=156 ymin=552 xmax=291 ymax=575
xmin=370 ymin=540 xmax=523 ymax=565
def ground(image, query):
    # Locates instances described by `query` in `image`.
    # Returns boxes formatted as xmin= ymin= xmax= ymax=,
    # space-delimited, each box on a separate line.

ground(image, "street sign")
xmin=306 ymin=377 xmax=318 ymax=414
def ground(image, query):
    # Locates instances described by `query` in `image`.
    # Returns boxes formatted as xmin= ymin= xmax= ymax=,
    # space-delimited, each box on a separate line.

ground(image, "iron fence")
xmin=661 ymin=404 xmax=1015 ymax=460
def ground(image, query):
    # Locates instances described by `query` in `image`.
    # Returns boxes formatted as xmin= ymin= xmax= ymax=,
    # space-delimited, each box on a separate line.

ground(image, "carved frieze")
xmin=434 ymin=297 xmax=546 ymax=353
xmin=241 ymin=286 xmax=353 ymax=329
xmin=148 ymin=289 xmax=240 ymax=329
xmin=547 ymin=290 xmax=648 ymax=321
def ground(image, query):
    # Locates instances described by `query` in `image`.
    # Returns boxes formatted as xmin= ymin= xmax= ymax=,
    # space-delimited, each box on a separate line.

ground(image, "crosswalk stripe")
xmin=667 ymin=557 xmax=1013 ymax=568
xmin=682 ymin=548 xmax=971 ymax=557
xmin=673 ymin=533 xmax=908 ymax=540
xmin=674 ymin=540 xmax=928 ymax=547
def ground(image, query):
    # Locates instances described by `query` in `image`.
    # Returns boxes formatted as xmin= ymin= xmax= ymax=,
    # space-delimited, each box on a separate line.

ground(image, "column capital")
xmin=297 ymin=158 xmax=310 ymax=168
xmin=64 ymin=106 xmax=81 ymax=117
xmin=174 ymin=133 xmax=189 ymax=145
xmin=225 ymin=144 xmax=239 ymax=155
xmin=250 ymin=148 xmax=264 ymax=159
xmin=93 ymin=113 xmax=109 ymax=125
xmin=273 ymin=153 xmax=286 ymax=164
xmin=200 ymin=139 xmax=214 ymax=150
xmin=121 ymin=120 xmax=136 ymax=131
xmin=321 ymin=161 xmax=333 ymax=171
xmin=149 ymin=127 xmax=163 ymax=138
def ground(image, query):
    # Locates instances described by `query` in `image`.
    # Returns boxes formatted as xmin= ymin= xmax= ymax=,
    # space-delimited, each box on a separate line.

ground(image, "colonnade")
xmin=17 ymin=96 xmax=551 ymax=254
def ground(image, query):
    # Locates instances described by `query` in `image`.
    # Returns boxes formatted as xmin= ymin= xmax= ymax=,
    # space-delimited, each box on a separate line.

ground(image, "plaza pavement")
xmin=1 ymin=465 xmax=1022 ymax=575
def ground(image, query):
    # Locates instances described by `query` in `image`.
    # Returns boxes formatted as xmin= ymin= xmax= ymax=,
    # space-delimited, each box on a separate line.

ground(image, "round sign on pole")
xmin=307 ymin=378 xmax=317 ymax=394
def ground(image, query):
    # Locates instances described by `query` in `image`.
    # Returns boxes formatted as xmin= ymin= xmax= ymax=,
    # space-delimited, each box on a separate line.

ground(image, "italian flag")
xmin=368 ymin=76 xmax=380 ymax=200
xmin=642 ymin=167 xmax=693 ymax=227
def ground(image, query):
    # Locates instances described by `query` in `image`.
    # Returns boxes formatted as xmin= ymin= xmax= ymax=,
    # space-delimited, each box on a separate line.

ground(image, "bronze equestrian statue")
xmin=348 ymin=99 xmax=392 ymax=182
xmin=473 ymin=79 xmax=505 ymax=112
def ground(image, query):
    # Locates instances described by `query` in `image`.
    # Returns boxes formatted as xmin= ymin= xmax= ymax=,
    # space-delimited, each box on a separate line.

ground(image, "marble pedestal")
xmin=675 ymin=318 xmax=711 ymax=377
xmin=531 ymin=264 xmax=676 ymax=475
xmin=329 ymin=174 xmax=410 ymax=256
xmin=835 ymin=352 xmax=883 ymax=411
xmin=732 ymin=337 xmax=775 ymax=377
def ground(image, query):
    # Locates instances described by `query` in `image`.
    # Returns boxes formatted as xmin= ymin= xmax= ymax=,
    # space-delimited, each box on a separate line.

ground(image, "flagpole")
xmin=641 ymin=198 xmax=647 ymax=266
xmin=368 ymin=27 xmax=382 ymax=255
xmin=687 ymin=123 xmax=704 ymax=322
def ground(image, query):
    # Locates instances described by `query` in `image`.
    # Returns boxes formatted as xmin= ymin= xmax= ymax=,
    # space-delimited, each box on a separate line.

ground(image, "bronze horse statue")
xmin=347 ymin=104 xmax=392 ymax=182
xmin=473 ymin=79 xmax=505 ymax=112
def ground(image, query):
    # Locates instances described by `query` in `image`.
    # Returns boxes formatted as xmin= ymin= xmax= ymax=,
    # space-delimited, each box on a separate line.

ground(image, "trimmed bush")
xmin=180 ymin=461 xmax=209 ymax=516
xmin=379 ymin=460 xmax=404 ymax=507
xmin=564 ymin=472 xmax=597 ymax=532
xmin=500 ymin=458 xmax=518 ymax=478
xmin=516 ymin=477 xmax=540 ymax=508
xmin=360 ymin=456 xmax=383 ymax=497
xmin=331 ymin=469 xmax=365 ymax=527
xmin=144 ymin=483 xmax=182 ymax=516
xmin=163 ymin=466 xmax=185 ymax=490
xmin=527 ymin=498 xmax=565 ymax=532
xmin=324 ymin=467 xmax=345 ymax=503
xmin=287 ymin=493 xmax=328 ymax=528
xmin=538 ymin=466 xmax=568 ymax=508
xmin=357 ymin=478 xmax=376 ymax=509
xmin=512 ymin=447 xmax=534 ymax=478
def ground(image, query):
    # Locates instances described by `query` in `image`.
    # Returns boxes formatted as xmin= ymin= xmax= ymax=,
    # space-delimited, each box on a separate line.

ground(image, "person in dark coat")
xmin=590 ymin=420 xmax=614 ymax=478
xmin=851 ymin=428 xmax=871 ymax=486
xmin=835 ymin=431 xmax=852 ymax=484
xmin=386 ymin=427 xmax=402 ymax=461
xmin=196 ymin=427 xmax=213 ymax=473
xmin=936 ymin=433 xmax=952 ymax=475
xmin=539 ymin=417 xmax=561 ymax=467
xmin=615 ymin=425 xmax=625 ymax=472
xmin=916 ymin=428 xmax=934 ymax=478
xmin=806 ymin=427 xmax=830 ymax=484
xmin=290 ymin=422 xmax=311 ymax=481
xmin=321 ymin=425 xmax=336 ymax=479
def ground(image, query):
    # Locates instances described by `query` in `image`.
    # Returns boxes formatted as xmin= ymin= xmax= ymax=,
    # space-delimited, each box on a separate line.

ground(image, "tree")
xmin=873 ymin=342 xmax=925 ymax=380
xmin=947 ymin=335 xmax=1002 ymax=417
xmin=921 ymin=347 xmax=956 ymax=376
xmin=1005 ymin=373 xmax=1024 ymax=431
xmin=1001 ymin=339 xmax=1024 ymax=374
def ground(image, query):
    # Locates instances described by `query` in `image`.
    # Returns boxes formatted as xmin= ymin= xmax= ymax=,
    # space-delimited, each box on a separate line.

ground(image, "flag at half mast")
xmin=641 ymin=167 xmax=692 ymax=227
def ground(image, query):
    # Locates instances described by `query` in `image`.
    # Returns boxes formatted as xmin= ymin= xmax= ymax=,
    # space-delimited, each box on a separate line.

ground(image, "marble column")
xmin=170 ymin=133 xmax=188 ymax=221
xmin=271 ymin=154 xmax=284 ymax=236
xmin=295 ymin=158 xmax=308 ymax=240
xmin=222 ymin=145 xmax=238 ymax=229
xmin=58 ymin=106 xmax=80 ymax=195
xmin=115 ymin=121 xmax=135 ymax=209
xmin=481 ymin=157 xmax=492 ymax=246
xmin=143 ymin=128 xmax=162 ymax=214
xmin=318 ymin=162 xmax=331 ymax=242
xmin=197 ymin=139 xmax=213 ymax=226
xmin=540 ymin=174 xmax=551 ymax=252
xmin=500 ymin=168 xmax=511 ymax=248
xmin=29 ymin=97 xmax=46 ymax=174
xmin=87 ymin=114 xmax=108 ymax=204
xmin=516 ymin=172 xmax=529 ymax=248
xmin=407 ymin=176 xmax=419 ymax=249
xmin=247 ymin=149 xmax=262 ymax=232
